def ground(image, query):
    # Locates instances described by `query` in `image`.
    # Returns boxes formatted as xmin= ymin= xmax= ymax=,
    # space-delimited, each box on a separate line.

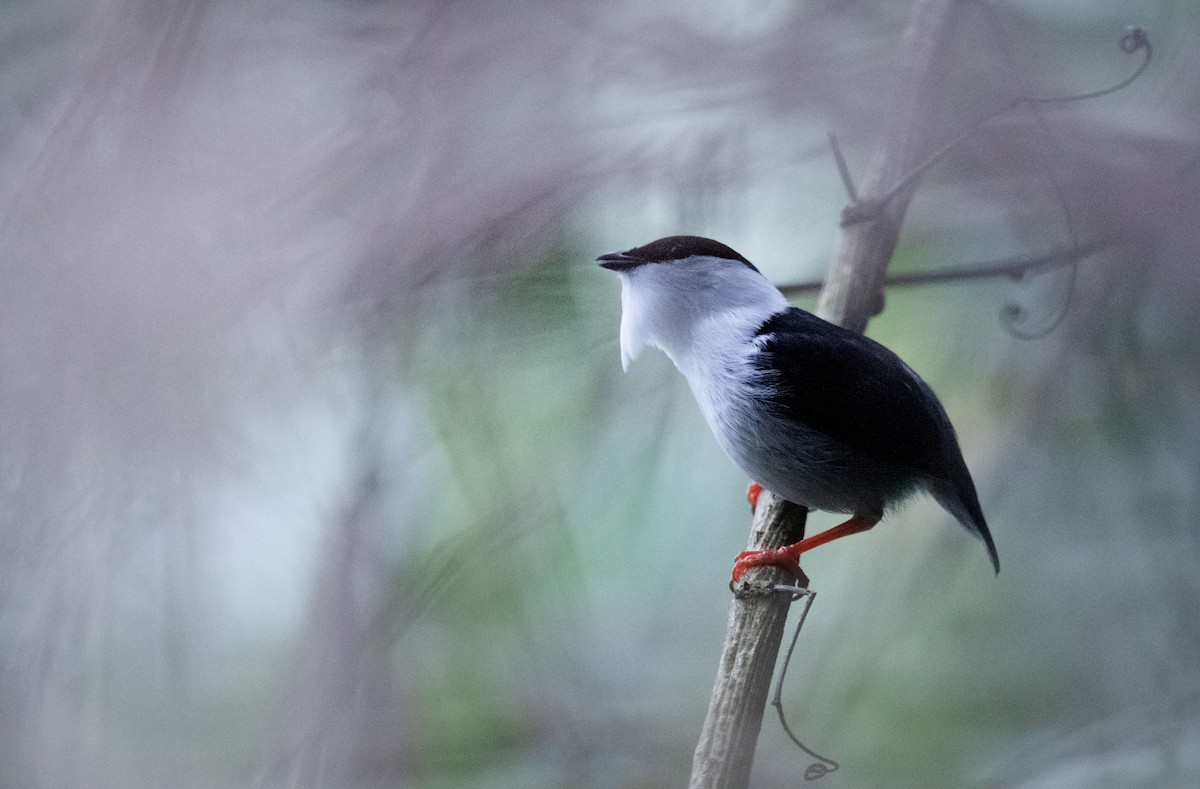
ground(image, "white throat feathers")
xmin=614 ymin=254 xmax=788 ymax=374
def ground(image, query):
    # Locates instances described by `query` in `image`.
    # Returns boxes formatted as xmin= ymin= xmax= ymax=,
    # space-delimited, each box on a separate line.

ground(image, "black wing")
xmin=753 ymin=308 xmax=957 ymax=477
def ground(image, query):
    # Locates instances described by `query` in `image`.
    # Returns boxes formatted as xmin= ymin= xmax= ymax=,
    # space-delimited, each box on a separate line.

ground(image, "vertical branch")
xmin=688 ymin=2 xmax=962 ymax=787
xmin=690 ymin=495 xmax=808 ymax=788
xmin=818 ymin=0 xmax=962 ymax=330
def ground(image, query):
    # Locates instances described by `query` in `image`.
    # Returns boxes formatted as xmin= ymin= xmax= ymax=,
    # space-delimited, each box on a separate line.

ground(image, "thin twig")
xmin=827 ymin=131 xmax=859 ymax=203
xmin=778 ymin=237 xmax=1114 ymax=297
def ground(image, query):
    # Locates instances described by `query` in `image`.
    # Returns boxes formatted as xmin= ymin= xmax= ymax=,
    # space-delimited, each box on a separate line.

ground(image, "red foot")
xmin=747 ymin=483 xmax=763 ymax=513
xmin=730 ymin=544 xmax=809 ymax=589
xmin=728 ymin=513 xmax=879 ymax=591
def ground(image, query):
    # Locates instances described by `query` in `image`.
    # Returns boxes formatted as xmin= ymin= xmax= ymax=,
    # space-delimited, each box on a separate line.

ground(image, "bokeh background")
xmin=2 ymin=1 xmax=1199 ymax=787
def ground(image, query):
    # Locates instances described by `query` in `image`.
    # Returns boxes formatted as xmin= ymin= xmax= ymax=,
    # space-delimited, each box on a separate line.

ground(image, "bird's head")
xmin=597 ymin=236 xmax=788 ymax=371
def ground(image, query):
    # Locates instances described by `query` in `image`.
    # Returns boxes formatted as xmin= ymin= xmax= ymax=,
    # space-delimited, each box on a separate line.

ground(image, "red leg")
xmin=747 ymin=483 xmax=763 ymax=513
xmin=731 ymin=513 xmax=879 ymax=586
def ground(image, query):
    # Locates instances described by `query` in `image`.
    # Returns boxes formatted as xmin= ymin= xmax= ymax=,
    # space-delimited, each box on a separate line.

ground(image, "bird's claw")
xmin=729 ymin=546 xmax=809 ymax=591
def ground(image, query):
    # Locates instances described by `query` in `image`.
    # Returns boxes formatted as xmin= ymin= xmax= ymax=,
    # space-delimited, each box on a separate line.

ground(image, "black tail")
xmin=929 ymin=472 xmax=1000 ymax=574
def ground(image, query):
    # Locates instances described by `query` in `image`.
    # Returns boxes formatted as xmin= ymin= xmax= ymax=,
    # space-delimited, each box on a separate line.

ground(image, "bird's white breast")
xmin=615 ymin=259 xmax=788 ymax=476
xmin=677 ymin=314 xmax=788 ymax=479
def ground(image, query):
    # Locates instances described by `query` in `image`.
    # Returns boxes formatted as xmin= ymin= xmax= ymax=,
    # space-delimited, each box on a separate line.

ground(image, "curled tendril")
xmin=1000 ymin=249 xmax=1078 ymax=341
xmin=805 ymin=762 xmax=835 ymax=781
xmin=1001 ymin=239 xmax=1083 ymax=340
xmin=1120 ymin=26 xmax=1149 ymax=55
xmin=1025 ymin=26 xmax=1153 ymax=105
xmin=771 ymin=587 xmax=840 ymax=781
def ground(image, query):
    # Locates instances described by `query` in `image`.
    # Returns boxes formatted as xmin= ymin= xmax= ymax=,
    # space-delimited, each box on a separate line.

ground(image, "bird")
xmin=597 ymin=235 xmax=999 ymax=587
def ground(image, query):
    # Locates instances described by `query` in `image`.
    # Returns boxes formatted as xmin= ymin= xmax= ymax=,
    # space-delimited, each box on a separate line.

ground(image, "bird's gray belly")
xmin=711 ymin=399 xmax=922 ymax=516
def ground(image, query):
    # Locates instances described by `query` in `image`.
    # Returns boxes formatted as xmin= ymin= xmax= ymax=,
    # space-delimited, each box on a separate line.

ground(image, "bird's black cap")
xmin=597 ymin=235 xmax=760 ymax=273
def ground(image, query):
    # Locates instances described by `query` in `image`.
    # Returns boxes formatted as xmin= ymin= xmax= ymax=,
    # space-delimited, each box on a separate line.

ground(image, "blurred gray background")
xmin=1 ymin=1 xmax=1198 ymax=787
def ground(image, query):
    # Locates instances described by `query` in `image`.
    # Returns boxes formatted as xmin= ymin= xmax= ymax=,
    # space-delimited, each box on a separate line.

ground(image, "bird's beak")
xmin=597 ymin=251 xmax=638 ymax=271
